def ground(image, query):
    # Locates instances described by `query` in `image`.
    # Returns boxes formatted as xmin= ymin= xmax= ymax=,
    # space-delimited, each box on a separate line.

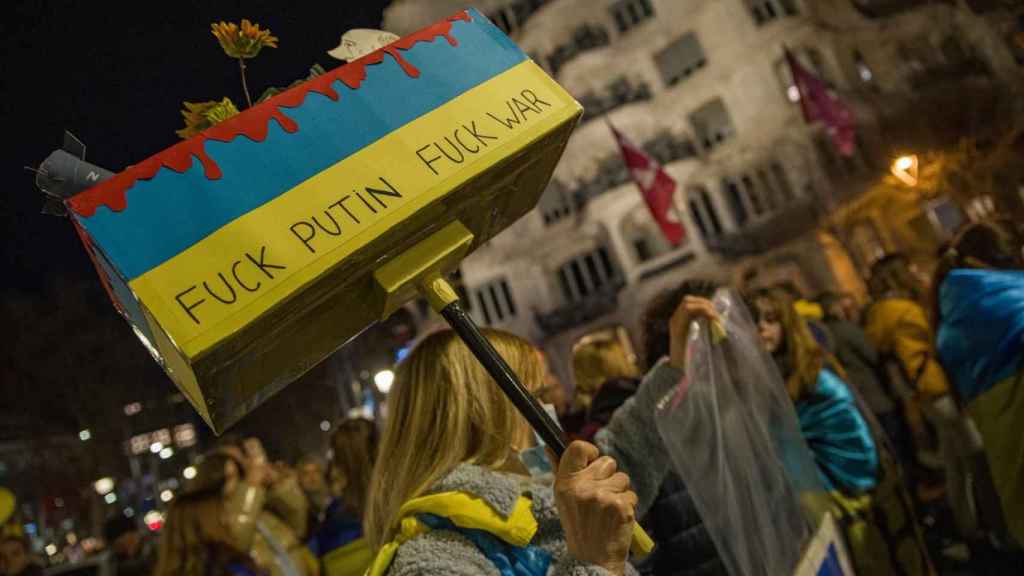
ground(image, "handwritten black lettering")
xmin=204 ymin=273 xmax=238 ymax=305
xmin=416 ymin=144 xmax=443 ymax=175
xmin=175 ymin=286 xmax=206 ymax=325
xmin=247 ymin=246 xmax=286 ymax=279
xmin=232 ymin=260 xmax=261 ymax=293
xmin=290 ymin=221 xmax=317 ymax=254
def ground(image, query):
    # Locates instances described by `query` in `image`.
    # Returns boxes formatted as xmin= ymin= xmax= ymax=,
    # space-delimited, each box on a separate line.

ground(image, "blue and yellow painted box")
xmin=67 ymin=10 xmax=582 ymax=433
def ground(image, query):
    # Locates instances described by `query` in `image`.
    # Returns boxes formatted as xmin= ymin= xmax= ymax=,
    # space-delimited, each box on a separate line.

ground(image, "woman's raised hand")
xmin=669 ymin=296 xmax=718 ymax=372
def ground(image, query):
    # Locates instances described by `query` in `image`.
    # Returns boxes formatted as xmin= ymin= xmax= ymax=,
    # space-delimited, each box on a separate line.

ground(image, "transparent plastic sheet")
xmin=654 ymin=288 xmax=827 ymax=576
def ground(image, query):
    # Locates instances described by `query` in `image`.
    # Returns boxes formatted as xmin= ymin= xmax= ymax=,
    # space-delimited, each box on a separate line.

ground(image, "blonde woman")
xmin=364 ymin=310 xmax=711 ymax=576
xmin=571 ymin=333 xmax=639 ymax=442
xmin=572 ymin=333 xmax=638 ymax=406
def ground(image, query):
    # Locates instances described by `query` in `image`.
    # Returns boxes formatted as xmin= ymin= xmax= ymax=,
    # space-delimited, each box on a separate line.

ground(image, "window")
xmin=621 ymin=207 xmax=672 ymax=263
xmin=610 ymin=0 xmax=654 ymax=33
xmin=689 ymin=185 xmax=724 ymax=241
xmin=557 ymin=247 xmax=622 ymax=303
xmin=770 ymin=162 xmax=795 ymax=201
xmin=757 ymin=168 xmax=779 ymax=211
xmin=746 ymin=0 xmax=798 ymax=25
xmin=644 ymin=131 xmax=697 ymax=164
xmin=655 ymin=33 xmax=707 ymax=87
xmin=853 ymin=49 xmax=874 ymax=83
xmin=487 ymin=0 xmax=550 ymax=35
xmin=578 ymin=77 xmax=653 ymax=122
xmin=723 ymin=177 xmax=749 ymax=227
xmin=689 ymin=98 xmax=735 ymax=152
xmin=547 ymin=23 xmax=611 ymax=76
xmin=689 ymin=199 xmax=709 ymax=239
xmin=472 ymin=277 xmax=517 ymax=324
xmin=740 ymin=174 xmax=765 ymax=216
xmin=539 ymin=180 xmax=573 ymax=225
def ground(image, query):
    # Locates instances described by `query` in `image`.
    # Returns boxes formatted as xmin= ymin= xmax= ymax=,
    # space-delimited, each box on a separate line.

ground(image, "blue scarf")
xmin=417 ymin=513 xmax=551 ymax=576
xmin=937 ymin=269 xmax=1024 ymax=404
xmin=796 ymin=370 xmax=879 ymax=494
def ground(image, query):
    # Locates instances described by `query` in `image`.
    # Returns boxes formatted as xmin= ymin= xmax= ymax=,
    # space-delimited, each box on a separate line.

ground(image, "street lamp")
xmin=183 ymin=466 xmax=197 ymax=480
xmin=93 ymin=477 xmax=114 ymax=495
xmin=150 ymin=442 xmax=164 ymax=454
xmin=78 ymin=429 xmax=91 ymax=441
xmin=891 ymin=154 xmax=919 ymax=187
xmin=103 ymin=492 xmax=117 ymax=504
xmin=160 ymin=490 xmax=174 ymax=503
xmin=374 ymin=370 xmax=395 ymax=394
xmin=159 ymin=447 xmax=174 ymax=460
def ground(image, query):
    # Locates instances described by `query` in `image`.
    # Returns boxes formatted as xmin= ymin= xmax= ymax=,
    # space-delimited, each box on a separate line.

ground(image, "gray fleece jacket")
xmin=384 ymin=361 xmax=681 ymax=576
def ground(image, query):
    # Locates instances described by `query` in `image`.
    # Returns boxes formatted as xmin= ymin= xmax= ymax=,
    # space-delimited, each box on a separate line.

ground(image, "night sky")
xmin=5 ymin=1 xmax=390 ymax=292
xmin=1 ymin=1 xmax=393 ymax=472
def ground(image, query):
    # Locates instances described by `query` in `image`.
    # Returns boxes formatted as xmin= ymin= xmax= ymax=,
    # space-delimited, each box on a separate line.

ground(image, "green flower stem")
xmin=238 ymin=58 xmax=253 ymax=108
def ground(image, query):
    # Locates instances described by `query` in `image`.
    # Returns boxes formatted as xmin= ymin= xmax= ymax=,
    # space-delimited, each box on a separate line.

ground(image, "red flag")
xmin=608 ymin=123 xmax=685 ymax=246
xmin=786 ymin=49 xmax=856 ymax=156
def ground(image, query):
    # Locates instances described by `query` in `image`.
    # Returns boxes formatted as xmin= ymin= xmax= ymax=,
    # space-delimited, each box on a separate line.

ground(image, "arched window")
xmin=723 ymin=177 xmax=748 ymax=227
xmin=741 ymin=174 xmax=764 ymax=216
xmin=770 ymin=162 xmax=794 ymax=201
xmin=621 ymin=207 xmax=671 ymax=263
xmin=556 ymin=246 xmax=622 ymax=303
xmin=757 ymin=168 xmax=779 ymax=211
xmin=690 ymin=185 xmax=723 ymax=237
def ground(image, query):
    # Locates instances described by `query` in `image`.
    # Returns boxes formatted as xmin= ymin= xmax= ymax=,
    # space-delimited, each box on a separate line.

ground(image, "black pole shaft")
xmin=441 ymin=301 xmax=568 ymax=457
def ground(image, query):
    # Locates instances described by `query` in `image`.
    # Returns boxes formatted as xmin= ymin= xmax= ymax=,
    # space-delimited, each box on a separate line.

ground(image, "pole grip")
xmin=436 ymin=298 xmax=654 ymax=557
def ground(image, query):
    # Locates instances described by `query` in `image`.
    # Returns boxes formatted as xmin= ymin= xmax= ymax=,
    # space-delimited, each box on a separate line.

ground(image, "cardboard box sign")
xmin=67 ymin=9 xmax=583 ymax=433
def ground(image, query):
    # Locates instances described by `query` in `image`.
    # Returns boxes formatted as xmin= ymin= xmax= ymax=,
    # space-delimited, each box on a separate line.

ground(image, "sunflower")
xmin=176 ymin=98 xmax=240 ymax=139
xmin=211 ymin=19 xmax=278 ymax=59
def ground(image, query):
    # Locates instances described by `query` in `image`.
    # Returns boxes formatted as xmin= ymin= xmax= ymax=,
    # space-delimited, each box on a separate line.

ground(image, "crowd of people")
xmin=3 ymin=218 xmax=1020 ymax=576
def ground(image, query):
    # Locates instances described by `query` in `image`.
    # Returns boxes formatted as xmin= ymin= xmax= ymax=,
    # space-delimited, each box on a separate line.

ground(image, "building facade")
xmin=384 ymin=0 xmax=1023 ymax=386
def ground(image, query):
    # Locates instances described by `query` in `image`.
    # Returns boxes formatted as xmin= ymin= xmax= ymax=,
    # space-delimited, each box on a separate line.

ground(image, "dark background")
xmin=1 ymin=0 xmax=392 ymax=507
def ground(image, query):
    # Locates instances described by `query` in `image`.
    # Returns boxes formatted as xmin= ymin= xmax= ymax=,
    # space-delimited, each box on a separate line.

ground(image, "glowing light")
xmin=320 ymin=420 xmax=331 ymax=432
xmin=124 ymin=507 xmax=135 ymax=517
xmin=890 ymin=154 xmax=919 ymax=187
xmin=93 ymin=477 xmax=115 ymax=495
xmin=143 ymin=510 xmax=163 ymax=531
xmin=160 ymin=490 xmax=174 ymax=503
xmin=159 ymin=447 xmax=174 ymax=460
xmin=183 ymin=466 xmax=197 ymax=479
xmin=374 ymin=370 xmax=395 ymax=394
xmin=104 ymin=493 xmax=117 ymax=504
xmin=79 ymin=429 xmax=92 ymax=441
xmin=45 ymin=544 xmax=57 ymax=556
xmin=150 ymin=442 xmax=164 ymax=454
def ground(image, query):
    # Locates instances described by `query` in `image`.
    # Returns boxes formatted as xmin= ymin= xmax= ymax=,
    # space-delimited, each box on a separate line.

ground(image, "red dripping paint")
xmin=68 ymin=10 xmax=473 ymax=218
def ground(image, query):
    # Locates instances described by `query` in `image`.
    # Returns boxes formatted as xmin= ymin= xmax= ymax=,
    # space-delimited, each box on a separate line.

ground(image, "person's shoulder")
xmin=815 ymin=370 xmax=854 ymax=401
xmin=388 ymin=529 xmax=499 ymax=575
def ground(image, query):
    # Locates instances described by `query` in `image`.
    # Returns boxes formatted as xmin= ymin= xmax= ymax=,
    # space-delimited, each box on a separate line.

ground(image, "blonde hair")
xmin=571 ymin=333 xmax=638 ymax=410
xmin=363 ymin=329 xmax=544 ymax=550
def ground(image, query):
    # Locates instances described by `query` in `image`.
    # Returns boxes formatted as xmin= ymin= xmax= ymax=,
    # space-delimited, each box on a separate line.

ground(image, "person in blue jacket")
xmin=751 ymin=287 xmax=933 ymax=575
xmin=931 ymin=219 xmax=1024 ymax=549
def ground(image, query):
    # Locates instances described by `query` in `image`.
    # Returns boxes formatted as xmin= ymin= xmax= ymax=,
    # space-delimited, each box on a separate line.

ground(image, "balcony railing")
xmin=571 ymin=132 xmax=696 ymax=209
xmin=535 ymin=282 xmax=624 ymax=335
xmin=547 ymin=23 xmax=611 ymax=76
xmin=579 ymin=77 xmax=652 ymax=123
xmin=705 ymin=196 xmax=823 ymax=258
xmin=849 ymin=0 xmax=930 ymax=19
